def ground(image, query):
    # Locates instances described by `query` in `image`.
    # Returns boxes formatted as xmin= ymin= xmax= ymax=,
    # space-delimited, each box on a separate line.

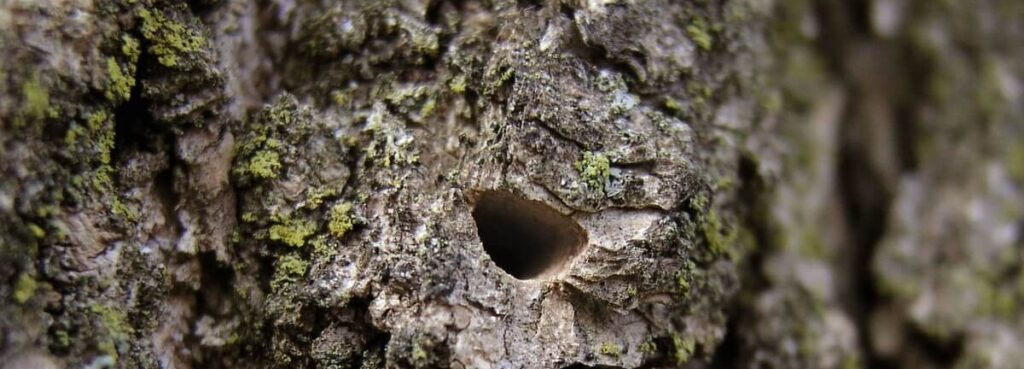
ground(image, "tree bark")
xmin=1 ymin=0 xmax=1022 ymax=368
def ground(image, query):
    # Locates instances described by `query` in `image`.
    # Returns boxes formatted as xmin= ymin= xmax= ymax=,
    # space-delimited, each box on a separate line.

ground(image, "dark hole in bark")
xmin=471 ymin=191 xmax=587 ymax=280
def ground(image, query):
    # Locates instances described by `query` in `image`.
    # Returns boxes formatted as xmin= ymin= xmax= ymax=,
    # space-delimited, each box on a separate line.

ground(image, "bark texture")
xmin=0 ymin=0 xmax=1022 ymax=369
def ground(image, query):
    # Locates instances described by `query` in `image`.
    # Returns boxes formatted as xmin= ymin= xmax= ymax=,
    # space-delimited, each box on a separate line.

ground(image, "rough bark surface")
xmin=0 ymin=1 xmax=1021 ymax=369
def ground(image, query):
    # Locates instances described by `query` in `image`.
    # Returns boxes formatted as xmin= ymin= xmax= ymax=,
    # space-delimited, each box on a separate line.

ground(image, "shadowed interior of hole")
xmin=471 ymin=191 xmax=587 ymax=280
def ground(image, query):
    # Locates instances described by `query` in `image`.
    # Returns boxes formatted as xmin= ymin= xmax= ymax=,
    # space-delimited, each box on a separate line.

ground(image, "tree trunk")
xmin=1 ymin=0 xmax=1022 ymax=368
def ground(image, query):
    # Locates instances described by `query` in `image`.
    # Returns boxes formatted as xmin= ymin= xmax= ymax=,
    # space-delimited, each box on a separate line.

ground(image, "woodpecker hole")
xmin=471 ymin=191 xmax=588 ymax=280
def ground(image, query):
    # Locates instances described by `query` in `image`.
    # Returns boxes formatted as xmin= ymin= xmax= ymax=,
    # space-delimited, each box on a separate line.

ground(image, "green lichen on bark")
xmin=105 ymin=57 xmax=135 ymax=102
xmin=121 ymin=35 xmax=141 ymax=64
xmin=247 ymin=150 xmax=281 ymax=179
xmin=599 ymin=342 xmax=622 ymax=358
xmin=138 ymin=7 xmax=207 ymax=68
xmin=687 ymin=18 xmax=714 ymax=51
xmin=575 ymin=152 xmax=611 ymax=196
xmin=14 ymin=73 xmax=53 ymax=128
xmin=328 ymin=202 xmax=354 ymax=238
xmin=269 ymin=217 xmax=317 ymax=248
xmin=672 ymin=334 xmax=696 ymax=365
xmin=272 ymin=254 xmax=309 ymax=291
xmin=12 ymin=273 xmax=37 ymax=304
xmin=89 ymin=303 xmax=136 ymax=361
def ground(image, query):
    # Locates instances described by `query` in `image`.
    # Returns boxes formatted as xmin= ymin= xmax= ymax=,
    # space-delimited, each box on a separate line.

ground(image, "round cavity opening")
xmin=471 ymin=191 xmax=588 ymax=280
